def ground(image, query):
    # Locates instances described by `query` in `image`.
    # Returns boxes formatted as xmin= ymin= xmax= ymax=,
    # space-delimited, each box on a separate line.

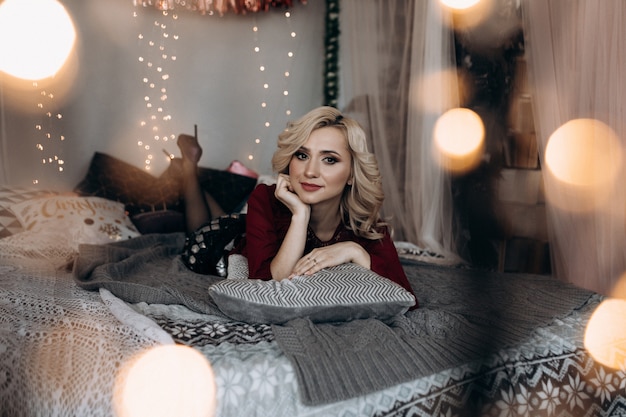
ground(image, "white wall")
xmin=0 ymin=0 xmax=325 ymax=189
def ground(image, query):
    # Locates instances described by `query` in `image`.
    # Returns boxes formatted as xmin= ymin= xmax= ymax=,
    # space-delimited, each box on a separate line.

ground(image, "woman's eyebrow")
xmin=321 ymin=150 xmax=342 ymax=156
xmin=299 ymin=146 xmax=342 ymax=156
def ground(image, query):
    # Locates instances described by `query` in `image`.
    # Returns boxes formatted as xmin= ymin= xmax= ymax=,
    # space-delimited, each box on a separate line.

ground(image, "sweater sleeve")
xmin=365 ymin=229 xmax=419 ymax=308
xmin=244 ymin=184 xmax=281 ymax=280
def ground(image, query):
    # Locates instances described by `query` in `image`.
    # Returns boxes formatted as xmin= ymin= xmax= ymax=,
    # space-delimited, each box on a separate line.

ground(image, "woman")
xmin=178 ymin=106 xmax=416 ymax=300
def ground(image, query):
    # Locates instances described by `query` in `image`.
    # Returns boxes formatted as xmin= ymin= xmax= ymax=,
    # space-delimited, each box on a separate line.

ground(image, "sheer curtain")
xmin=522 ymin=0 xmax=626 ymax=295
xmin=340 ymin=0 xmax=460 ymax=259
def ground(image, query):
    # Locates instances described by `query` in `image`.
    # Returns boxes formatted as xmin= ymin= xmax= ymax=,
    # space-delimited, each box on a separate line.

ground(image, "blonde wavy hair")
xmin=271 ymin=106 xmax=386 ymax=240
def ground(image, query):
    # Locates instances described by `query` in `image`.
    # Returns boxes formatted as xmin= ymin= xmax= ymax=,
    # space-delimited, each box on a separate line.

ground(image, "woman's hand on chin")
xmin=275 ymin=174 xmax=310 ymax=219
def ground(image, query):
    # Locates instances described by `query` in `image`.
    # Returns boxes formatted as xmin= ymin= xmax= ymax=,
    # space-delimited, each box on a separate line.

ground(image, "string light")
xmin=132 ymin=3 xmax=301 ymax=166
xmin=0 ymin=0 xmax=78 ymax=186
xmin=33 ymin=82 xmax=67 ymax=183
xmin=250 ymin=9 xmax=297 ymax=162
xmin=133 ymin=8 xmax=179 ymax=171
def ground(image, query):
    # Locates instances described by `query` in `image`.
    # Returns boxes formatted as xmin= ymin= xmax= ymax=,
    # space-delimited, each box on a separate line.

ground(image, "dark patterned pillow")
xmin=196 ymin=167 xmax=258 ymax=214
xmin=129 ymin=210 xmax=185 ymax=235
xmin=73 ymin=152 xmax=182 ymax=216
xmin=0 ymin=186 xmax=58 ymax=238
xmin=74 ymin=152 xmax=258 ymax=219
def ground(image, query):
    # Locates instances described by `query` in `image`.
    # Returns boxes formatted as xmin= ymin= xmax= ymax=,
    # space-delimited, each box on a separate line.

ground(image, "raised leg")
xmin=177 ymin=133 xmax=225 ymax=233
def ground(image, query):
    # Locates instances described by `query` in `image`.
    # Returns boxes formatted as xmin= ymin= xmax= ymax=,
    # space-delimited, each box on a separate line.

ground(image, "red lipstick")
xmin=300 ymin=182 xmax=322 ymax=192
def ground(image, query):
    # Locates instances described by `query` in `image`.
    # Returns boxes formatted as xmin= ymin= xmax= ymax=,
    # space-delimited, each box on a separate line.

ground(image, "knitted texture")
xmin=272 ymin=261 xmax=595 ymax=405
xmin=0 ymin=263 xmax=158 ymax=417
xmin=71 ymin=235 xmax=595 ymax=406
xmin=73 ymin=233 xmax=225 ymax=316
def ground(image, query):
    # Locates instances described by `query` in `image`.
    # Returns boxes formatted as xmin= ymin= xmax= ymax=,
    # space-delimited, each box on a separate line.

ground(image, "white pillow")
xmin=209 ymin=260 xmax=416 ymax=324
xmin=11 ymin=195 xmax=139 ymax=249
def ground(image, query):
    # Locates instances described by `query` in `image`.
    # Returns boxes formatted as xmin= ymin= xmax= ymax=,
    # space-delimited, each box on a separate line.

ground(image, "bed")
xmin=1 ymin=154 xmax=625 ymax=417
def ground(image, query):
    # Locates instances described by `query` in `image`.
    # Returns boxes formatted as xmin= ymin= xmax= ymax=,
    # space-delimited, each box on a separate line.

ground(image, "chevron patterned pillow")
xmin=208 ymin=262 xmax=416 ymax=324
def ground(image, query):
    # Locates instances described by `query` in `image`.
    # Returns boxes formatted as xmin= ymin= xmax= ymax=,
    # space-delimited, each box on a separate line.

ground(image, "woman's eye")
xmin=294 ymin=151 xmax=308 ymax=160
xmin=323 ymin=156 xmax=338 ymax=164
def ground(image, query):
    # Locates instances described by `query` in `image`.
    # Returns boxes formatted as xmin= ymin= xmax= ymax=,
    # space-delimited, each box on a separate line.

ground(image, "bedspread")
xmin=0 ymin=263 xmax=162 ymax=417
xmin=2 ymin=233 xmax=625 ymax=417
xmin=127 ymin=292 xmax=626 ymax=417
xmin=73 ymin=233 xmax=599 ymax=406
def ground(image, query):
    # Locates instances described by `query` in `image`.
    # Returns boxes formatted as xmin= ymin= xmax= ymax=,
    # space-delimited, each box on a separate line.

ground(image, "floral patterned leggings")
xmin=181 ymin=213 xmax=246 ymax=277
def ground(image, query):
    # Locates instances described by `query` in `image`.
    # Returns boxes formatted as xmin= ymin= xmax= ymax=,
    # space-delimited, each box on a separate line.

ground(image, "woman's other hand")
xmin=289 ymin=241 xmax=371 ymax=278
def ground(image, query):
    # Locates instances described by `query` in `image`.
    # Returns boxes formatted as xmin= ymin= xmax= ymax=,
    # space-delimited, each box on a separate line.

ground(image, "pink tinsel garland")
xmin=135 ymin=0 xmax=307 ymax=16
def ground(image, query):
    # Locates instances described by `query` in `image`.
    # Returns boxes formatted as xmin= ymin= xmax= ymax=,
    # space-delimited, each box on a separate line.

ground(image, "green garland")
xmin=323 ymin=0 xmax=340 ymax=107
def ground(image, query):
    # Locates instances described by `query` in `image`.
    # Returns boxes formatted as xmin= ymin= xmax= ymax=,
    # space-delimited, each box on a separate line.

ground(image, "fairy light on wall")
xmin=249 ymin=10 xmax=297 ymax=163
xmin=33 ymin=85 xmax=67 ymax=184
xmin=133 ymin=7 xmax=179 ymax=171
xmin=0 ymin=0 xmax=76 ymax=185
xmin=132 ymin=1 xmax=303 ymax=166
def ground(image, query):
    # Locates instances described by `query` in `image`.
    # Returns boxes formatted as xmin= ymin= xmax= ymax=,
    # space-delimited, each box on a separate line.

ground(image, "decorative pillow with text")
xmin=10 ymin=195 xmax=140 ymax=249
xmin=0 ymin=186 xmax=58 ymax=239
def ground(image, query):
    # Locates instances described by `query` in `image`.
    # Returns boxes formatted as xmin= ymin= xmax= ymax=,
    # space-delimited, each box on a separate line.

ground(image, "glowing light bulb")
xmin=412 ymin=68 xmax=470 ymax=114
xmin=584 ymin=299 xmax=626 ymax=370
xmin=439 ymin=0 xmax=481 ymax=10
xmin=546 ymin=119 xmax=621 ymax=188
xmin=0 ymin=0 xmax=76 ymax=80
xmin=544 ymin=118 xmax=622 ymax=212
xmin=433 ymin=108 xmax=485 ymax=174
xmin=611 ymin=272 xmax=626 ymax=299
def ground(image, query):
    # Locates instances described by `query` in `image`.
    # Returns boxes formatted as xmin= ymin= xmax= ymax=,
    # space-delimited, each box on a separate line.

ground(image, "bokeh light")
xmin=433 ymin=107 xmax=485 ymax=174
xmin=0 ymin=0 xmax=77 ymax=80
xmin=440 ymin=0 xmax=493 ymax=31
xmin=610 ymin=272 xmax=626 ymax=300
xmin=544 ymin=118 xmax=623 ymax=212
xmin=439 ymin=0 xmax=481 ymax=10
xmin=439 ymin=0 xmax=520 ymax=50
xmin=584 ymin=298 xmax=626 ymax=370
xmin=114 ymin=345 xmax=217 ymax=417
xmin=411 ymin=68 xmax=472 ymax=114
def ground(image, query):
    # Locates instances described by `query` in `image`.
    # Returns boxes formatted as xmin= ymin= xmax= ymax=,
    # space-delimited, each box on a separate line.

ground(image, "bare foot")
xmin=177 ymin=134 xmax=202 ymax=164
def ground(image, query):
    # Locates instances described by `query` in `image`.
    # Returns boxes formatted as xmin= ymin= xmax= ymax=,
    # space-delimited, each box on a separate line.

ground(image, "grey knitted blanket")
xmin=73 ymin=233 xmax=225 ymax=316
xmin=73 ymin=233 xmax=595 ymax=406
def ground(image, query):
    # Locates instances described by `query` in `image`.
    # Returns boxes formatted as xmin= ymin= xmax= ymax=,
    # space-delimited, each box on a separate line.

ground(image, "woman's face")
xmin=288 ymin=126 xmax=352 ymax=208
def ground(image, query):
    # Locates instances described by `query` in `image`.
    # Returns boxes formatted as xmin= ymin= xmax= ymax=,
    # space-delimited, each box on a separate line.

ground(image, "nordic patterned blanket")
xmin=72 ymin=233 xmax=600 ymax=406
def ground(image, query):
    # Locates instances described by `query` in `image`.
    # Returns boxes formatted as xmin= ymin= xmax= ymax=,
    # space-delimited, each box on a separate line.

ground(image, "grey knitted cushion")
xmin=208 ymin=260 xmax=416 ymax=324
